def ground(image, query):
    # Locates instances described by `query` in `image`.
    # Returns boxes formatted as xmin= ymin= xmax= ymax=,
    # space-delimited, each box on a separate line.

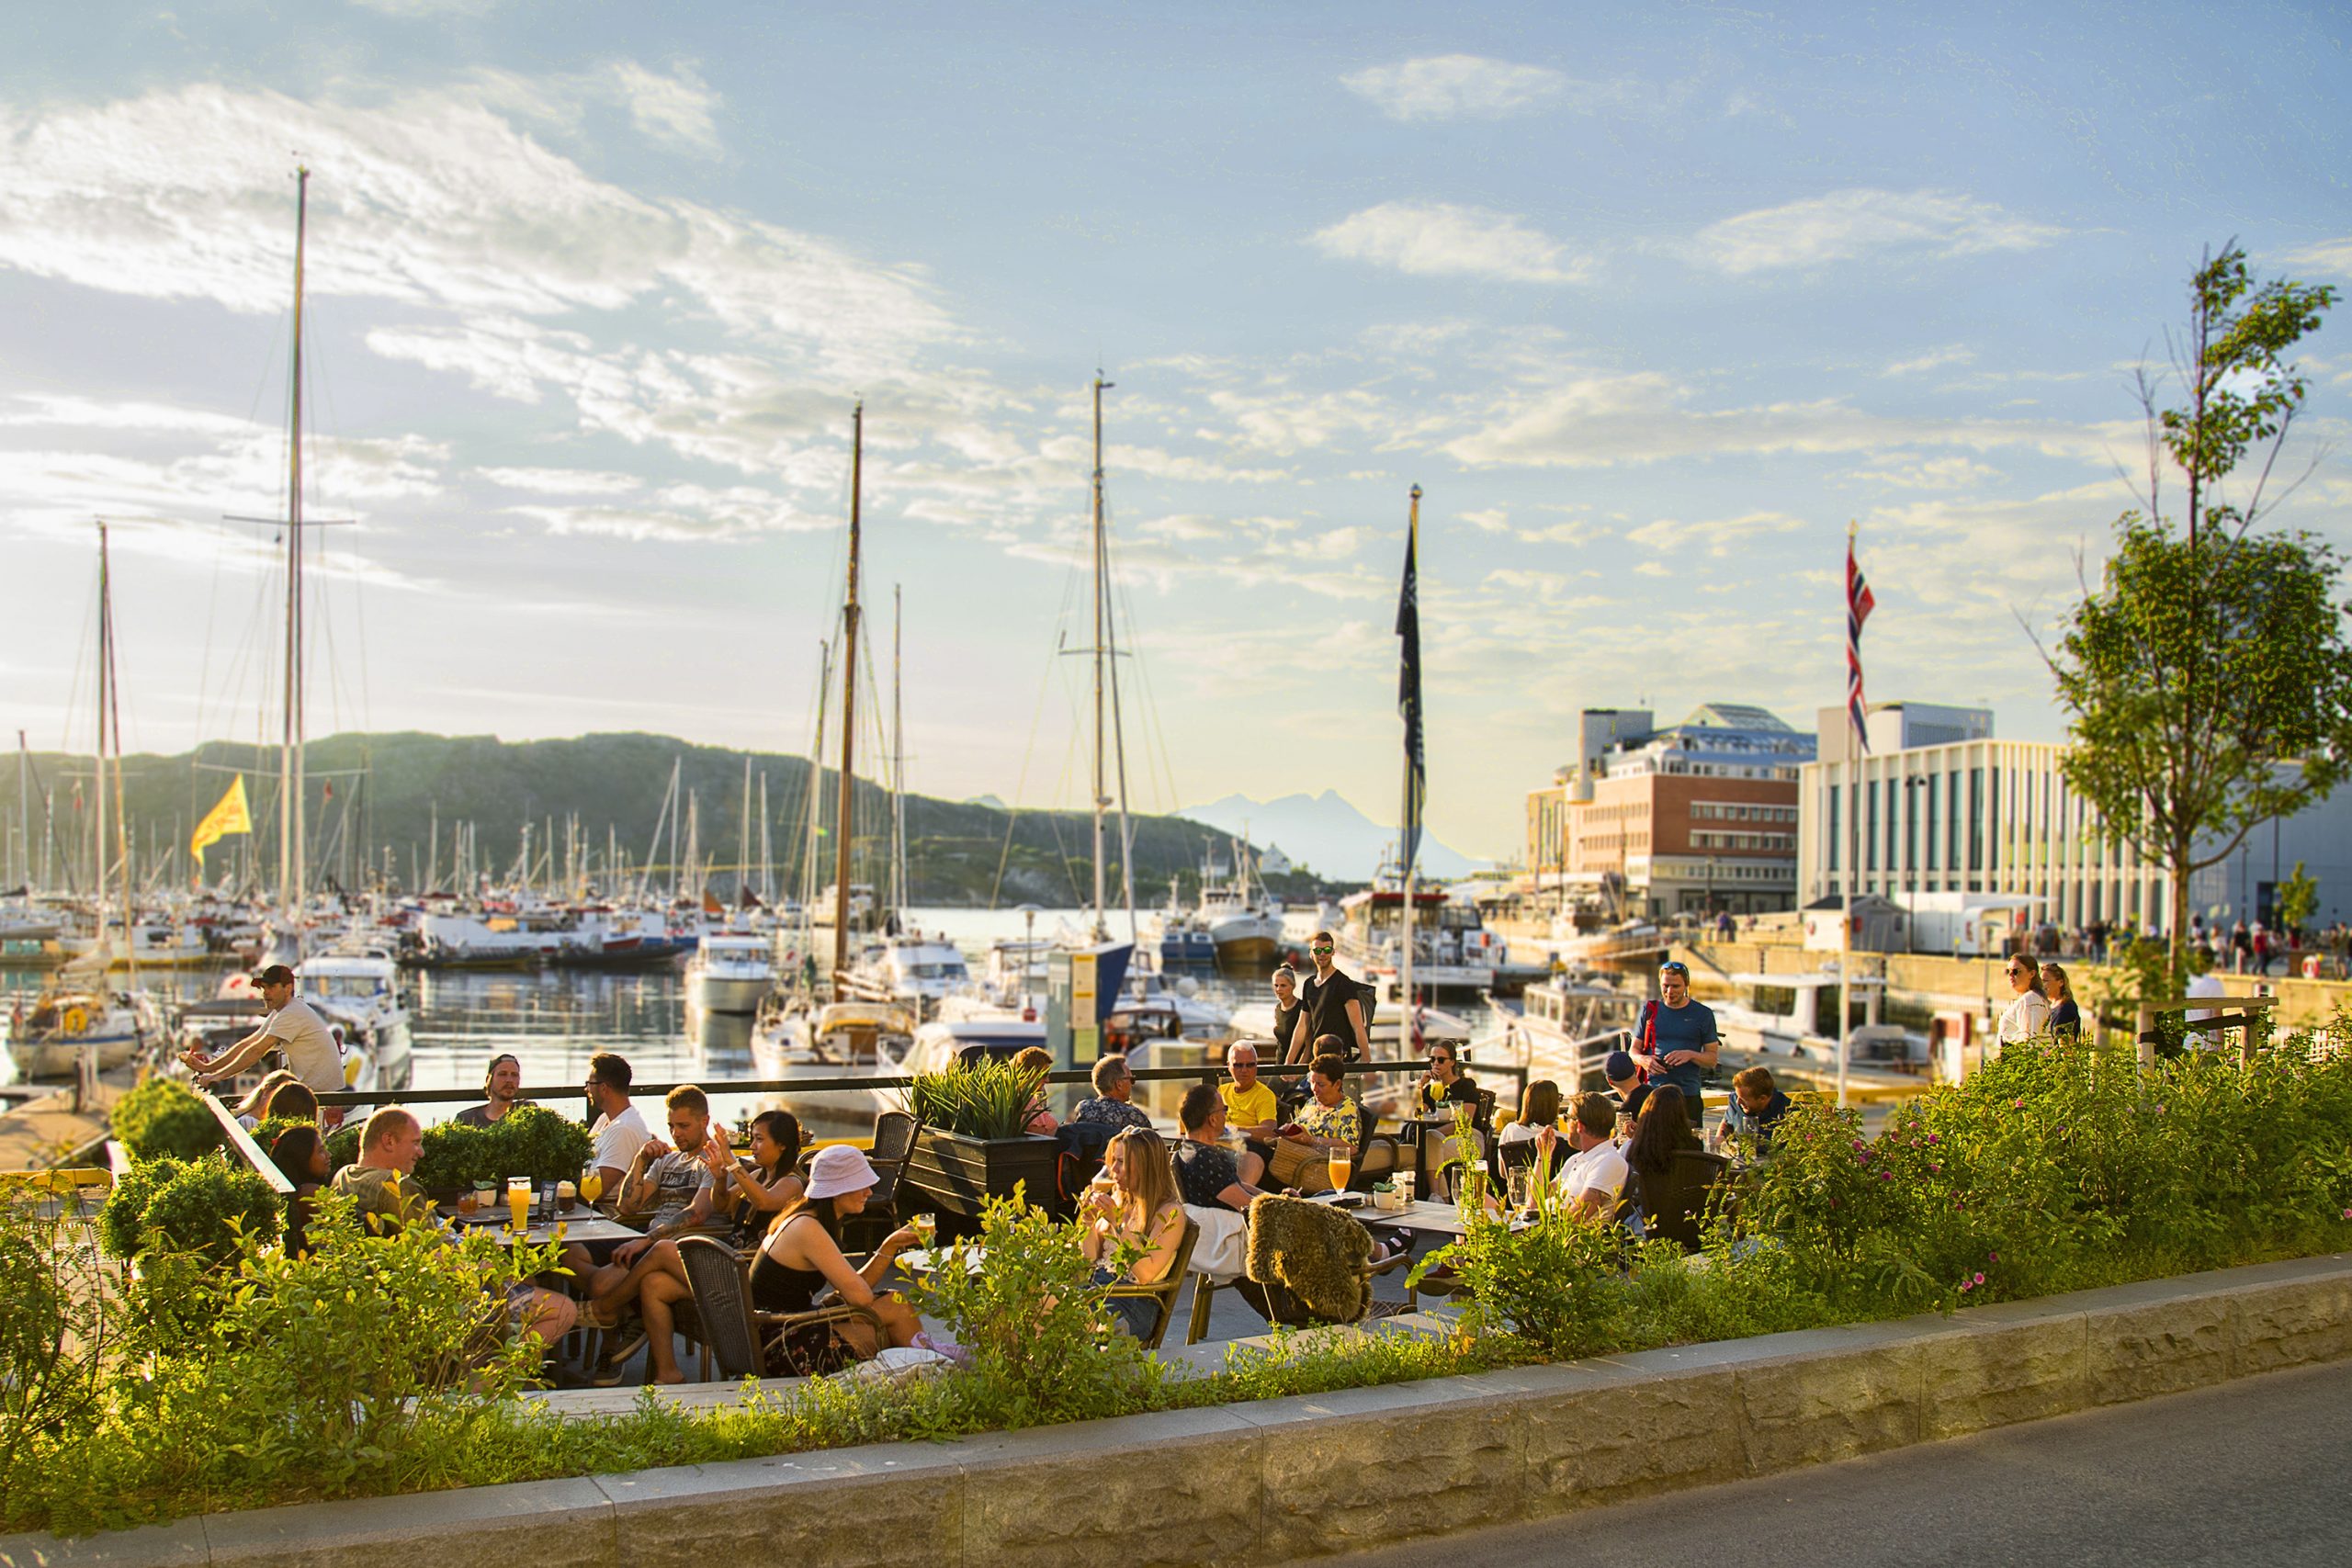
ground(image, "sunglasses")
xmin=1659 ymin=964 xmax=1689 ymax=977
xmin=1310 ymin=944 xmax=1334 ymax=953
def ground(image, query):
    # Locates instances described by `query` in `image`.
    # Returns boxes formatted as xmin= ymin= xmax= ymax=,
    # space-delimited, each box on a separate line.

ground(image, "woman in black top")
xmin=1270 ymin=964 xmax=1305 ymax=1063
xmin=2041 ymin=963 xmax=2082 ymax=1041
xmin=1623 ymin=1084 xmax=1701 ymax=1239
xmin=713 ymin=1109 xmax=804 ymax=1245
xmin=269 ymin=1123 xmax=331 ymax=1256
xmin=748 ymin=1145 xmax=921 ymax=1358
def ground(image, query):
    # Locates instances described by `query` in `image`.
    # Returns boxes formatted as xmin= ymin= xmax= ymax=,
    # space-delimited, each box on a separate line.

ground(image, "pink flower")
xmin=1880 ymin=1171 xmax=1894 ymax=1180
xmin=1973 ymin=1271 xmax=1985 ymax=1285
xmin=1988 ymin=1251 xmax=2000 ymax=1263
xmin=1926 ymin=1134 xmax=1940 ymax=1145
xmin=1929 ymin=1163 xmax=1941 ymax=1173
xmin=2014 ymin=1099 xmax=2026 ymax=1110
xmin=1959 ymin=1280 xmax=1973 ymax=1292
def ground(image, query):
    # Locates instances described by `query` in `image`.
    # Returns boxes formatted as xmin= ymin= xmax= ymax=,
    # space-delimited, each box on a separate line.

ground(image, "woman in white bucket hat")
xmin=747 ymin=1145 xmax=922 ymax=1360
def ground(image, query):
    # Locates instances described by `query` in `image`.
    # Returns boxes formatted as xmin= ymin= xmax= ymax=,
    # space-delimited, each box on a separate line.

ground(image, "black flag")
xmin=1397 ymin=486 xmax=1425 ymax=879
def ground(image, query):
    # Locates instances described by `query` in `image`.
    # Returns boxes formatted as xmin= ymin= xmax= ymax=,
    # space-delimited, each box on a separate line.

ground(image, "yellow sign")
xmin=1071 ymin=952 xmax=1099 ymax=1064
xmin=189 ymin=777 xmax=253 ymax=868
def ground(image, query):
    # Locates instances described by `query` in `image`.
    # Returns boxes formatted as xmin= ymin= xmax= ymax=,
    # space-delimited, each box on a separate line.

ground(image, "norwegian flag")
xmin=1846 ymin=533 xmax=1876 ymax=750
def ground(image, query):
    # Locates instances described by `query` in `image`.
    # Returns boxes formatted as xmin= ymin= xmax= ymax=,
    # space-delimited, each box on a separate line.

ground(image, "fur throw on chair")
xmin=1245 ymin=1192 xmax=1372 ymax=1325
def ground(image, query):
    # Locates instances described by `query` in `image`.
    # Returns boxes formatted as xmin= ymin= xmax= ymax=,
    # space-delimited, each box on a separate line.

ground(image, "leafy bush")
xmin=109 ymin=1077 xmax=222 ymax=1163
xmin=1411 ymin=1161 xmax=1629 ymax=1360
xmin=249 ymin=1112 xmax=317 ymax=1152
xmin=0 ymin=1187 xmax=135 ymax=1517
xmin=905 ymin=1189 xmax=1147 ymax=1427
xmin=320 ymin=1105 xmax=592 ymax=1190
xmin=909 ymin=1058 xmax=1046 ymax=1140
xmin=96 ymin=1153 xmax=280 ymax=1266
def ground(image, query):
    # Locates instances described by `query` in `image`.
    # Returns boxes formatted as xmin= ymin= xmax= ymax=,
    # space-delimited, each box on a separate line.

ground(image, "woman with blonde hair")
xmin=2041 ymin=962 xmax=2082 ymax=1041
xmin=1076 ymin=1126 xmax=1189 ymax=1337
xmin=1012 ymin=1044 xmax=1059 ymax=1134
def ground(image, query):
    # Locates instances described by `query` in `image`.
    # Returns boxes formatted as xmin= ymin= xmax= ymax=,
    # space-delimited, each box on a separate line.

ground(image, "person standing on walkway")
xmin=1996 ymin=953 xmax=2053 ymax=1043
xmin=1269 ymin=964 xmax=1306 ymax=1063
xmin=1629 ymin=960 xmax=1718 ymax=1128
xmin=2041 ymin=963 xmax=2082 ymax=1042
xmin=180 ymin=964 xmax=349 ymax=1122
xmin=1298 ymin=931 xmax=1370 ymax=1062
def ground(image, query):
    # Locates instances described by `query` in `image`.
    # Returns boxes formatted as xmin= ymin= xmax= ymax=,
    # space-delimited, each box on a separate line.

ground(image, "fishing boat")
xmin=1493 ymin=975 xmax=1642 ymax=1095
xmin=5 ymin=987 xmax=155 ymax=1079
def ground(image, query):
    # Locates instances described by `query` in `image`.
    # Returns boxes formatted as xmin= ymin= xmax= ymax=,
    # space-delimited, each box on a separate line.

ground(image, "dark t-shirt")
xmin=1415 ymin=1075 xmax=1479 ymax=1115
xmin=1299 ymin=970 xmax=1365 ymax=1058
xmin=2050 ymin=998 xmax=2082 ymax=1040
xmin=1171 ymin=1139 xmax=1242 ymax=1209
xmin=452 ymin=1100 xmax=533 ymax=1129
xmin=1272 ymin=1001 xmax=1301 ymax=1055
xmin=1646 ymin=1000 xmax=1719 ymax=1104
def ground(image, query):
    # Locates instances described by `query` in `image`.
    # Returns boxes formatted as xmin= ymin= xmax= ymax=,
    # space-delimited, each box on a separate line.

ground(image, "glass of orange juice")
xmin=579 ymin=1166 xmax=604 ymax=1207
xmin=1327 ymin=1147 xmax=1353 ymax=1192
xmin=505 ymin=1177 xmax=532 ymax=1230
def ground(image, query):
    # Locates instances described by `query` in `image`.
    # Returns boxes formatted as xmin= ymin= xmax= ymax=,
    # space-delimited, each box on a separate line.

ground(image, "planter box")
xmin=903 ymin=1128 xmax=1062 ymax=1219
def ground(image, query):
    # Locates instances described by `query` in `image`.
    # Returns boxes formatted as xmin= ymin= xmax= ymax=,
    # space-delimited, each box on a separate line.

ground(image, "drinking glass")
xmin=1509 ymin=1164 xmax=1532 ymax=1213
xmin=1327 ymin=1150 xmax=1353 ymax=1192
xmin=505 ymin=1177 xmax=532 ymax=1231
xmin=910 ymin=1213 xmax=937 ymax=1252
xmin=579 ymin=1167 xmax=604 ymax=1206
xmin=471 ymin=1179 xmax=496 ymax=1217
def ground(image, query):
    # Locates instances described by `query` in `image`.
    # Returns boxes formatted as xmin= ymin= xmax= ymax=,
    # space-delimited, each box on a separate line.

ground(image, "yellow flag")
xmin=190 ymin=776 xmax=253 ymax=867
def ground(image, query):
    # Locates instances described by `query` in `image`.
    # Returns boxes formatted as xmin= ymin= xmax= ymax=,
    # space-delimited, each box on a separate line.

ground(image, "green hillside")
xmin=0 ymin=730 xmax=1337 ymax=908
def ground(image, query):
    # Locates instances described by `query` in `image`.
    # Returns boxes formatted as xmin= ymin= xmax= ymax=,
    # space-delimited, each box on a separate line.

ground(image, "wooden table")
xmin=1306 ymin=1191 xmax=1510 ymax=1240
xmin=436 ymin=1205 xmax=643 ymax=1247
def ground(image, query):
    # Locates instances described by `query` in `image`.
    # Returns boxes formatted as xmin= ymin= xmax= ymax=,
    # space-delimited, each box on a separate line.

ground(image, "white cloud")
xmin=1460 ymin=507 xmax=1511 ymax=534
xmin=1689 ymin=188 xmax=2064 ymax=276
xmin=503 ymin=481 xmax=831 ymax=543
xmin=1516 ymin=519 xmax=1600 ymax=546
xmin=348 ymin=0 xmax=498 ymax=15
xmin=1311 ymin=201 xmax=1586 ymax=285
xmin=1340 ymin=55 xmax=1565 ymax=121
xmin=1624 ymin=510 xmax=1805 ymax=557
xmin=2282 ymin=236 xmax=2352 ymax=277
xmin=604 ymin=61 xmax=721 ymax=155
xmin=1844 ymin=457 xmax=1998 ymax=490
xmin=1883 ymin=344 xmax=1975 ymax=377
xmin=475 ymin=466 xmax=644 ymax=495
xmin=1445 ymin=368 xmax=2132 ymax=468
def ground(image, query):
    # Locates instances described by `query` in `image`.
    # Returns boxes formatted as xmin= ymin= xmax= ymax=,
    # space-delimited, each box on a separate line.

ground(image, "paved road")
xmin=1316 ymin=1359 xmax=2352 ymax=1568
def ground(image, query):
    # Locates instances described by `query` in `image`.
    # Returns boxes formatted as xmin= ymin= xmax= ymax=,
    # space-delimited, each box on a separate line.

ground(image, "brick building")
xmin=1526 ymin=704 xmax=1814 ymax=918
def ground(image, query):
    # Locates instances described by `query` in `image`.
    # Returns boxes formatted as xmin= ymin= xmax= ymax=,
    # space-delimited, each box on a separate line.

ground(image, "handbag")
xmin=1267 ymin=1137 xmax=1330 ymax=1194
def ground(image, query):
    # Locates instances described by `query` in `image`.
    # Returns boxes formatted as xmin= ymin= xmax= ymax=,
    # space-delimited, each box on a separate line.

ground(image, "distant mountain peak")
xmin=1181 ymin=790 xmax=1487 ymax=884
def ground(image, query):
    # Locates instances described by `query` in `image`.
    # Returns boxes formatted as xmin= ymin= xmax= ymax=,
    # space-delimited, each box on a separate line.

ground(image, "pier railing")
xmin=311 ymin=1056 xmax=1532 ymax=1111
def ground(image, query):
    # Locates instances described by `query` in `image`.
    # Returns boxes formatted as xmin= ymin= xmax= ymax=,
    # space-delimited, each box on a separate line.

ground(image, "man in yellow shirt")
xmin=1219 ymin=1041 xmax=1280 ymax=1172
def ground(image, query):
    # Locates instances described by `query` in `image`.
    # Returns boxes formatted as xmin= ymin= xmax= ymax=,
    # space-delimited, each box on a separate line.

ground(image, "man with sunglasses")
xmin=1996 ymin=951 xmax=2052 ymax=1044
xmin=1630 ymin=960 xmax=1719 ymax=1120
xmin=1297 ymin=931 xmax=1370 ymax=1063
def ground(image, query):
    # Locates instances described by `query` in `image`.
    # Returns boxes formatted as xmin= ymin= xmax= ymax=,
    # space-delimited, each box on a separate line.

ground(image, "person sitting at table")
xmin=327 ymin=1107 xmax=577 ymax=1352
xmin=1497 ymin=1079 xmax=1568 ymax=1182
xmin=1172 ymin=1084 xmax=1266 ymax=1212
xmin=1262 ymin=1049 xmax=1361 ymax=1193
xmin=1602 ymin=1048 xmax=1651 ymax=1125
xmin=1220 ymin=1041 xmax=1281 ymax=1152
xmin=1076 ymin=1126 xmax=1190 ymax=1337
xmin=269 ymin=1122 xmax=332 ymax=1256
xmin=712 ymin=1109 xmax=806 ymax=1244
xmin=1071 ymin=1053 xmax=1153 ymax=1134
xmin=574 ymin=1086 xmax=730 ymax=1383
xmin=749 ymin=1145 xmax=922 ymax=1359
xmin=1414 ymin=1040 xmax=1479 ymax=1117
xmin=453 ymin=1053 xmax=531 ymax=1127
xmin=1621 ymin=1084 xmax=1700 ymax=1237
xmin=230 ymin=1068 xmax=300 ymax=1129
xmin=1532 ymin=1093 xmax=1632 ymax=1225
xmin=583 ymin=1052 xmax=651 ymax=1196
xmin=1715 ymin=1066 xmax=1792 ymax=1156
xmin=1012 ymin=1045 xmax=1060 ymax=1134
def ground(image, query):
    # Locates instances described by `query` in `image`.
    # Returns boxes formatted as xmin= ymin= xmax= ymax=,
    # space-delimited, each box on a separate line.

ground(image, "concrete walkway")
xmin=1310 ymin=1357 xmax=2352 ymax=1568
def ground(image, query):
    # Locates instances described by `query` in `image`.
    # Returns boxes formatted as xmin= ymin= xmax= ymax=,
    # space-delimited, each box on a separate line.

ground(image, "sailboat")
xmin=7 ymin=525 xmax=157 ymax=1079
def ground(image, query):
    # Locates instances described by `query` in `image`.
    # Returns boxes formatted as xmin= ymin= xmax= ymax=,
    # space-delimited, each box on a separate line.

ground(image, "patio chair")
xmin=1238 ymin=1192 xmax=1410 ymax=1328
xmin=1637 ymin=1149 xmax=1733 ymax=1252
xmin=842 ymin=1109 xmax=920 ymax=1250
xmin=1180 ymin=1201 xmax=1248 ymax=1344
xmin=675 ymin=1235 xmax=879 ymax=1382
xmin=1100 ymin=1213 xmax=1200 ymax=1350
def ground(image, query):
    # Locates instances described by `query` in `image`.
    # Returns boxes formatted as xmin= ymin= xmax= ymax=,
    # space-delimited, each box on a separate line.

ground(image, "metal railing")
xmin=312 ymin=1055 xmax=1532 ymax=1111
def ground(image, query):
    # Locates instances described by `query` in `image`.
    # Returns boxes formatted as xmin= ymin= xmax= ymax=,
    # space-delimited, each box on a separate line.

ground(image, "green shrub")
xmin=320 ymin=1105 xmax=592 ymax=1190
xmin=109 ymin=1077 xmax=222 ymax=1163
xmin=98 ymin=1154 xmax=281 ymax=1267
xmin=325 ymin=1121 xmax=360 ymax=1172
xmin=1411 ymin=1172 xmax=1629 ymax=1360
xmin=0 ymin=1188 xmax=135 ymax=1526
xmin=248 ymin=1113 xmax=316 ymax=1153
xmin=909 ymin=1058 xmax=1046 ymax=1140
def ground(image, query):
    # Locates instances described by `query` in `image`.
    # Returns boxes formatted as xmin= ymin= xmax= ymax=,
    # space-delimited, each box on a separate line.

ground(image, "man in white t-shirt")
xmin=583 ymin=1051 xmax=650 ymax=1192
xmin=1534 ymin=1092 xmax=1630 ymax=1224
xmin=181 ymin=964 xmax=348 ymax=1111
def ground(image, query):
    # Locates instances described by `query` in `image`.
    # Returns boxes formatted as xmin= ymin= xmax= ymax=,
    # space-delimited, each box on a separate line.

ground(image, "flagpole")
xmin=1840 ymin=521 xmax=1858 ymax=1111
xmin=1397 ymin=485 xmax=1424 ymax=1059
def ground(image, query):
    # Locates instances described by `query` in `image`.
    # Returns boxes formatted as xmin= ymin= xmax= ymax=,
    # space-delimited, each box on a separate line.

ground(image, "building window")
xmin=1827 ymin=784 xmax=1839 ymax=873
xmin=1925 ymin=773 xmax=1939 ymax=872
xmin=1969 ymin=767 xmax=1984 ymax=872
xmin=1866 ymin=780 xmax=1878 ymax=872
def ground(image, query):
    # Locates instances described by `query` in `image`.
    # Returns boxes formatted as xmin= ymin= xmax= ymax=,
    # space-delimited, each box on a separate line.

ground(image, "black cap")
xmin=254 ymin=964 xmax=297 ymax=987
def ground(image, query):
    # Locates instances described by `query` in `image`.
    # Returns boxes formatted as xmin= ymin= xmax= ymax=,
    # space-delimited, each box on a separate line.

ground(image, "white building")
xmin=1798 ymin=702 xmax=2352 ymax=941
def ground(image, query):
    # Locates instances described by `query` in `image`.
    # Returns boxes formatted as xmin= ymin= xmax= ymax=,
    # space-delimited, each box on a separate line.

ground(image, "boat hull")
xmin=688 ymin=974 xmax=772 ymax=1014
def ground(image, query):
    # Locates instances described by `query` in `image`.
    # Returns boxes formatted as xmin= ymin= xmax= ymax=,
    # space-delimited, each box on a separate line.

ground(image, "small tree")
xmin=2046 ymin=244 xmax=2349 ymax=983
xmin=2277 ymin=860 xmax=2320 ymax=942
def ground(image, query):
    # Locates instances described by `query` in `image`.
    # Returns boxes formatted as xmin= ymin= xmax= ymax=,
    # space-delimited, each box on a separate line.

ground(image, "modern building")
xmin=1525 ymin=704 xmax=1815 ymax=918
xmin=1797 ymin=701 xmax=2352 ymax=939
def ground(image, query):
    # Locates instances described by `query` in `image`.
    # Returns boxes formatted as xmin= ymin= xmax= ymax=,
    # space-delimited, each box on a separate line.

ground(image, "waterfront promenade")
xmin=1322 ymin=1357 xmax=2352 ymax=1568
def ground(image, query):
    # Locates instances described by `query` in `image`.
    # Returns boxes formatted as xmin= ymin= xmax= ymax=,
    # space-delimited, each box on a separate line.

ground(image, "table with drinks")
xmin=438 ymin=1171 xmax=643 ymax=1247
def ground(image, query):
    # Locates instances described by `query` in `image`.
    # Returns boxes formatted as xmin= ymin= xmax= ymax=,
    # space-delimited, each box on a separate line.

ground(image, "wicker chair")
xmin=1099 ymin=1214 xmax=1200 ymax=1351
xmin=1634 ymin=1149 xmax=1732 ymax=1252
xmin=675 ymin=1235 xmax=879 ymax=1382
xmin=1234 ymin=1192 xmax=1409 ymax=1329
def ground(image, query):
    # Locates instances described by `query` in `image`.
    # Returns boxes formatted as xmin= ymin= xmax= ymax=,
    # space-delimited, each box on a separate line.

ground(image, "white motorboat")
xmin=686 ymin=931 xmax=775 ymax=1014
xmin=1336 ymin=885 xmax=1512 ymax=994
xmin=842 ymin=932 xmax=972 ymax=1017
xmin=298 ymin=944 xmax=413 ymax=1089
xmin=4 ymin=987 xmax=155 ymax=1079
xmin=1493 ymin=976 xmax=1642 ymax=1096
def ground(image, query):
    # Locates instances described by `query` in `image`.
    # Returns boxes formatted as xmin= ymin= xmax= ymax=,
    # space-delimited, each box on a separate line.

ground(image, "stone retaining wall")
xmin=8 ymin=1253 xmax=2346 ymax=1568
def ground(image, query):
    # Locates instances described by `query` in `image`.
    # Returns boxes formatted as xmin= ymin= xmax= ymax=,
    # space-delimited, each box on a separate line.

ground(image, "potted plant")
xmin=901 ymin=1058 xmax=1062 ymax=1220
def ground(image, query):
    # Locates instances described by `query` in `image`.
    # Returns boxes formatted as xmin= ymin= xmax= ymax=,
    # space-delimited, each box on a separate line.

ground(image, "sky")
xmin=4 ymin=0 xmax=2350 ymax=862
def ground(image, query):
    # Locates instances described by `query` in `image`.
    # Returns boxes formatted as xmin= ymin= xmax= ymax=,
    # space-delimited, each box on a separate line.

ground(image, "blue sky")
xmin=4 ymin=0 xmax=2349 ymax=859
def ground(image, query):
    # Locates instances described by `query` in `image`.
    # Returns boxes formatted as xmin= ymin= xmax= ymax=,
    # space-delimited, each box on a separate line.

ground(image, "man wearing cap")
xmin=1603 ymin=1049 xmax=1651 ymax=1123
xmin=1632 ymin=960 xmax=1719 ymax=1121
xmin=180 ymin=964 xmax=348 ymax=1117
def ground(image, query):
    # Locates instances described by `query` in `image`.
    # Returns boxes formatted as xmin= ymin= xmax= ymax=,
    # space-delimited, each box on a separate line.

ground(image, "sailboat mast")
xmin=279 ymin=166 xmax=311 ymax=930
xmin=804 ymin=639 xmax=831 ymax=916
xmin=1091 ymin=374 xmax=1112 ymax=938
xmin=739 ymin=754 xmax=752 ymax=918
xmin=16 ymin=731 xmax=28 ymax=893
xmin=891 ymin=584 xmax=906 ymax=922
xmin=94 ymin=523 xmax=112 ymax=967
xmin=831 ymin=402 xmax=863 ymax=1000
